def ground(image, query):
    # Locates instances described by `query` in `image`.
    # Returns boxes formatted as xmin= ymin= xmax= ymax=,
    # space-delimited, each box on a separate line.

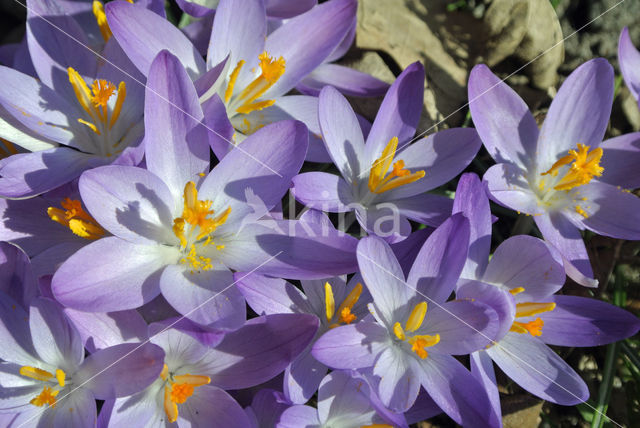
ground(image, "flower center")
xmin=19 ymin=366 xmax=67 ymax=408
xmin=224 ymin=51 xmax=286 ymax=118
xmin=48 ymin=198 xmax=106 ymax=240
xmin=508 ymin=288 xmax=556 ymax=337
xmin=172 ymin=182 xmax=231 ymax=273
xmin=68 ymin=67 xmax=127 ymax=156
xmin=160 ymin=364 xmax=210 ymax=423
xmin=324 ymin=282 xmax=363 ymax=329
xmin=368 ymin=137 xmax=425 ymax=194
xmin=392 ymin=301 xmax=440 ymax=359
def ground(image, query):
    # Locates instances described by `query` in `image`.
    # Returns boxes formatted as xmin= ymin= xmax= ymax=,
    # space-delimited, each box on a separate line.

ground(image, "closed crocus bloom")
xmin=101 ymin=313 xmax=318 ymax=427
xmin=52 ymin=51 xmax=357 ymax=329
xmin=619 ymin=27 xmax=640 ymax=105
xmin=292 ymin=64 xmax=482 ymax=242
xmin=469 ymin=59 xmax=640 ymax=287
xmin=106 ymin=0 xmax=357 ymax=161
xmin=451 ymin=173 xmax=640 ymax=418
xmin=313 ymin=221 xmax=502 ymax=427
xmin=175 ymin=0 xmax=317 ymax=19
xmin=0 ymin=293 xmax=164 ymax=427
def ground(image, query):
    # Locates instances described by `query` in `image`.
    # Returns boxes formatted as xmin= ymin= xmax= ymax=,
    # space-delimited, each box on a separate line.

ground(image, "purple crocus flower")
xmin=236 ymin=270 xmax=372 ymax=404
xmin=175 ymin=0 xmax=317 ymax=19
xmin=106 ymin=0 xmax=356 ymax=161
xmin=619 ymin=27 xmax=640 ymax=106
xmin=292 ymin=64 xmax=482 ymax=241
xmin=313 ymin=220 xmax=502 ymax=426
xmin=452 ymin=172 xmax=640 ymax=415
xmin=278 ymin=370 xmax=408 ymax=428
xmin=0 ymin=1 xmax=148 ymax=198
xmin=0 ymin=293 xmax=164 ymax=427
xmin=469 ymin=59 xmax=640 ymax=287
xmin=99 ymin=313 xmax=318 ymax=427
xmin=51 ymin=51 xmax=356 ymax=327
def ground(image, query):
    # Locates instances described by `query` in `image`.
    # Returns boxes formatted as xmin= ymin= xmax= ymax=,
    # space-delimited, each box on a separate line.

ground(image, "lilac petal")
xmin=181 ymin=14 xmax=215 ymax=56
xmin=207 ymin=0 xmax=266 ymax=73
xmin=291 ymin=172 xmax=355 ymax=212
xmin=264 ymin=0 xmax=357 ymax=96
xmin=79 ymin=165 xmax=177 ymax=245
xmin=279 ymin=405 xmax=321 ymax=427
xmin=407 ymin=213 xmax=470 ymax=304
xmin=534 ymin=212 xmax=595 ymax=286
xmin=538 ymin=59 xmax=614 ymax=166
xmin=284 ymin=348 xmax=328 ymax=404
xmin=202 ymin=93 xmax=234 ymax=161
xmin=468 ymin=64 xmax=539 ymax=168
xmin=106 ymin=1 xmax=206 ymax=77
xmin=385 ymin=127 xmax=482 ymax=201
xmin=150 ymin=317 xmax=225 ymax=348
xmin=599 ymin=132 xmax=640 ymax=189
xmin=365 ymin=62 xmax=424 ymax=163
xmin=63 ymin=309 xmax=148 ymax=353
xmin=52 ymin=237 xmax=173 ymax=312
xmin=76 ymin=342 xmax=165 ymax=399
xmin=357 ymin=236 xmax=412 ymax=325
xmin=26 ymin=2 xmax=96 ymax=96
xmin=0 ymin=66 xmax=82 ymax=147
xmin=374 ymin=347 xmax=421 ymax=412
xmin=392 ymin=193 xmax=454 ymax=228
xmin=53 ymin=388 xmax=96 ymax=428
xmin=488 ymin=332 xmax=589 ymax=405
xmin=0 ymin=104 xmax=57 ymax=153
xmin=576 ymin=181 xmax=640 ymax=240
xmin=235 ymin=272 xmax=309 ymax=316
xmin=266 ymin=0 xmax=316 ymax=18
xmin=403 ymin=390 xmax=442 ymax=425
xmin=0 ymin=242 xmax=37 ymax=308
xmin=31 ymin=241 xmax=89 ymax=279
xmin=318 ymin=85 xmax=365 ymax=183
xmin=199 ymin=120 xmax=307 ymax=217
xmin=483 ymin=162 xmax=544 ymax=216
xmin=29 ymin=297 xmax=84 ymax=369
xmin=246 ymin=389 xmax=290 ymax=428
xmin=194 ymin=55 xmax=228 ymax=99
xmin=197 ymin=313 xmax=318 ymax=389
xmin=619 ymin=27 xmax=640 ymax=100
xmin=0 ymin=147 xmax=104 ymax=198
xmin=481 ymin=235 xmax=565 ymax=301
xmin=299 ymin=63 xmax=390 ymax=97
xmin=104 ymin=384 xmax=164 ymax=427
xmin=539 ymin=295 xmax=640 ymax=347
xmin=179 ymin=385 xmax=251 ymax=427
xmin=453 ymin=173 xmax=492 ymax=279
xmin=420 ymin=299 xmax=498 ymax=355
xmin=391 ymin=228 xmax=432 ymax=276
xmin=0 ymin=291 xmax=37 ymax=364
xmin=417 ymin=353 xmax=500 ymax=427
xmin=312 ymin=322 xmax=389 ymax=369
xmin=470 ymin=351 xmax=501 ymax=425
xmin=175 ymin=0 xmax=215 ymax=18
xmin=159 ymin=265 xmax=245 ymax=329
xmin=144 ymin=50 xmax=209 ymax=198
xmin=149 ymin=324 xmax=209 ymax=364
xmin=456 ymin=279 xmax=515 ymax=341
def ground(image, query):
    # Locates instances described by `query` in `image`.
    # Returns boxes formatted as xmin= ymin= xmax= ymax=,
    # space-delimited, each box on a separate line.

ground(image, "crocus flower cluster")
xmin=0 ymin=1 xmax=638 ymax=427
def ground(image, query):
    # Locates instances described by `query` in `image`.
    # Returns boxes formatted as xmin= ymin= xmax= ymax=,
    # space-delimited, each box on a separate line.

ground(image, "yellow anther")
xmin=232 ymin=51 xmax=285 ymax=115
xmin=19 ymin=366 xmax=53 ymax=382
xmin=509 ymin=287 xmax=525 ymax=295
xmin=393 ymin=322 xmax=406 ymax=341
xmin=162 ymin=372 xmax=210 ymax=423
xmin=405 ymin=301 xmax=427 ymax=333
xmin=324 ymin=282 xmax=335 ymax=323
xmin=510 ymin=318 xmax=545 ymax=337
xmin=68 ymin=68 xmax=94 ymax=118
xmin=541 ymin=144 xmax=604 ymax=191
xmin=77 ymin=118 xmax=101 ymax=135
xmin=48 ymin=198 xmax=105 ymax=240
xmin=407 ymin=334 xmax=440 ymax=359
xmin=92 ymin=1 xmax=112 ymax=41
xmin=163 ymin=385 xmax=179 ymax=423
xmin=55 ymin=369 xmax=66 ymax=387
xmin=515 ymin=302 xmax=556 ymax=318
xmin=225 ymin=60 xmax=245 ymax=103
xmin=30 ymin=386 xmax=59 ymax=407
xmin=368 ymin=137 xmax=425 ymax=194
xmin=160 ymin=364 xmax=169 ymax=381
xmin=172 ymin=374 xmax=211 ymax=387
